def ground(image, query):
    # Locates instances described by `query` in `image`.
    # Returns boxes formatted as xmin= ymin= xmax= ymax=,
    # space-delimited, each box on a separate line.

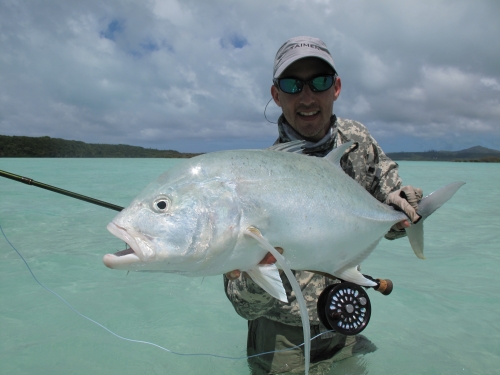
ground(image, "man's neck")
xmin=277 ymin=115 xmax=339 ymax=157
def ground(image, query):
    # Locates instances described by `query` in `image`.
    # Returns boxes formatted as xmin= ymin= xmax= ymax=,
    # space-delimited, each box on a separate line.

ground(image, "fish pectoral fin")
xmin=244 ymin=226 xmax=288 ymax=303
xmin=244 ymin=226 xmax=311 ymax=372
xmin=246 ymin=265 xmax=288 ymax=303
xmin=334 ymin=266 xmax=377 ymax=287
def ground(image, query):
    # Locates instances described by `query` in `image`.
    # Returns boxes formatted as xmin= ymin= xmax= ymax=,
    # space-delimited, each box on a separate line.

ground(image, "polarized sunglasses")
xmin=274 ymin=74 xmax=336 ymax=94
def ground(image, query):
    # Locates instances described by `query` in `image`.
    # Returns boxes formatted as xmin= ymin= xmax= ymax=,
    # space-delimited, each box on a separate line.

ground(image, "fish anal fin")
xmin=334 ymin=266 xmax=377 ymax=287
xmin=246 ymin=265 xmax=287 ymax=303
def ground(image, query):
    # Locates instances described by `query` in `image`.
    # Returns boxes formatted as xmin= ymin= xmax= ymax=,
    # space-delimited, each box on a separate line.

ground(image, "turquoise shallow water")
xmin=1 ymin=158 xmax=499 ymax=375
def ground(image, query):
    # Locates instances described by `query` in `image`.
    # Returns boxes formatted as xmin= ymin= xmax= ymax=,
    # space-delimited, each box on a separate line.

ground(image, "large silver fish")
xmin=103 ymin=141 xmax=464 ymax=374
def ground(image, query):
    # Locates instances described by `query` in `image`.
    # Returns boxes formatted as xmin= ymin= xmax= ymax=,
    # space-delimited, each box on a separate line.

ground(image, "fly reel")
xmin=317 ymin=282 xmax=371 ymax=335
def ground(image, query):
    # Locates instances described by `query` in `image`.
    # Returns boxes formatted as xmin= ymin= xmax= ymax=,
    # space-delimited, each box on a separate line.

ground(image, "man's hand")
xmin=386 ymin=185 xmax=423 ymax=229
xmin=225 ymin=247 xmax=284 ymax=281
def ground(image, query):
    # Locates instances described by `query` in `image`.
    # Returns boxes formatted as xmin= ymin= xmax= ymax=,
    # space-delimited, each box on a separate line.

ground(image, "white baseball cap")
xmin=273 ymin=36 xmax=337 ymax=79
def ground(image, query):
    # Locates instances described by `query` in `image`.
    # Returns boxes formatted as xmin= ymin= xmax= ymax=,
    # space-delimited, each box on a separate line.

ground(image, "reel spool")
xmin=317 ymin=282 xmax=371 ymax=335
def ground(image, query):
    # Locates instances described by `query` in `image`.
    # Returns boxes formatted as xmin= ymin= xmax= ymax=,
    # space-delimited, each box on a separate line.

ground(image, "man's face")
xmin=271 ymin=57 xmax=341 ymax=142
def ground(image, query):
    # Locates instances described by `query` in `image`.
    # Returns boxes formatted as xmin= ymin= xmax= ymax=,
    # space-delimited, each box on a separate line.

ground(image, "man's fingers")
xmin=259 ymin=247 xmax=283 ymax=265
xmin=386 ymin=187 xmax=422 ymax=224
xmin=390 ymin=219 xmax=410 ymax=232
xmin=225 ymin=270 xmax=241 ymax=280
xmin=400 ymin=186 xmax=423 ymax=209
xmin=227 ymin=247 xmax=284 ymax=280
xmin=394 ymin=219 xmax=410 ymax=230
xmin=259 ymin=253 xmax=277 ymax=265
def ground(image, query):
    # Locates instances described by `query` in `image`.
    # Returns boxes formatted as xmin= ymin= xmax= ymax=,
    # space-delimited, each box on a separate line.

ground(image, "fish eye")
xmin=156 ymin=201 xmax=167 ymax=209
xmin=153 ymin=197 xmax=171 ymax=212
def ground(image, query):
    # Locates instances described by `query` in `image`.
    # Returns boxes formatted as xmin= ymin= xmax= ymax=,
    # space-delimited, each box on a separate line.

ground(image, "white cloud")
xmin=481 ymin=77 xmax=500 ymax=91
xmin=0 ymin=0 xmax=499 ymax=152
xmin=152 ymin=0 xmax=194 ymax=26
xmin=349 ymin=96 xmax=371 ymax=116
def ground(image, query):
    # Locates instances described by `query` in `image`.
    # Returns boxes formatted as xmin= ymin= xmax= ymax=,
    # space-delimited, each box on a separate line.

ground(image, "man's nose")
xmin=299 ymin=84 xmax=316 ymax=105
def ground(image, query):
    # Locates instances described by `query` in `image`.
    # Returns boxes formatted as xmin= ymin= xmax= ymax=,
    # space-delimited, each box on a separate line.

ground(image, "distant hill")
xmin=387 ymin=146 xmax=500 ymax=162
xmin=0 ymin=135 xmax=201 ymax=158
xmin=1 ymin=135 xmax=498 ymax=161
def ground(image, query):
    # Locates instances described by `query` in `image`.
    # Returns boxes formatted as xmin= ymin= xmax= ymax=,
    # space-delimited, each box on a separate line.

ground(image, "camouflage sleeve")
xmin=336 ymin=119 xmax=407 ymax=240
xmin=223 ymin=274 xmax=276 ymax=320
xmin=336 ymin=118 xmax=402 ymax=202
xmin=368 ymin=133 xmax=409 ymax=240
xmin=366 ymin=132 xmax=410 ymax=240
xmin=225 ymin=271 xmax=339 ymax=326
xmin=368 ymin=135 xmax=401 ymax=203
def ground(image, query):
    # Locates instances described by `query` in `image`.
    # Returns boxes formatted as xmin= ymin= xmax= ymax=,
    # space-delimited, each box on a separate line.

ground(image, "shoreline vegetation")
xmin=0 ymin=135 xmax=201 ymax=158
xmin=386 ymin=146 xmax=500 ymax=163
xmin=1 ymin=135 xmax=499 ymax=162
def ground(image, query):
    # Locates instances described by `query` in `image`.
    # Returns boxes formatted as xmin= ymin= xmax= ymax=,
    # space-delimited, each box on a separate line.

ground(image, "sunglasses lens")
xmin=279 ymin=79 xmax=302 ymax=94
xmin=277 ymin=75 xmax=334 ymax=94
xmin=311 ymin=76 xmax=334 ymax=92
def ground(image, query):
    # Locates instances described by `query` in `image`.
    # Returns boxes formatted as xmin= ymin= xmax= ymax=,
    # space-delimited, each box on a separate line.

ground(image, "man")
xmin=224 ymin=36 xmax=422 ymax=374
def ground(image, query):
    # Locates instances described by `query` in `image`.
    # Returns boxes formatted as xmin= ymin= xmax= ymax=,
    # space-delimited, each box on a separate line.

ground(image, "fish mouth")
xmin=111 ymin=247 xmax=136 ymax=257
xmin=103 ymin=222 xmax=148 ymax=269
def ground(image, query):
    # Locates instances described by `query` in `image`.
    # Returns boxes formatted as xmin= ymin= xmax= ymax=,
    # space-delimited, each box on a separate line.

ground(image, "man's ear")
xmin=333 ymin=76 xmax=342 ymax=101
xmin=271 ymin=85 xmax=282 ymax=107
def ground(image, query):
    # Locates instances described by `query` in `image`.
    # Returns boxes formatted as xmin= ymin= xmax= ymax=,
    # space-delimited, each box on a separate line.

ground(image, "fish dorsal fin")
xmin=246 ymin=265 xmax=287 ymax=302
xmin=267 ymin=140 xmax=305 ymax=154
xmin=334 ymin=266 xmax=377 ymax=287
xmin=244 ymin=226 xmax=311 ymax=374
xmin=324 ymin=140 xmax=355 ymax=167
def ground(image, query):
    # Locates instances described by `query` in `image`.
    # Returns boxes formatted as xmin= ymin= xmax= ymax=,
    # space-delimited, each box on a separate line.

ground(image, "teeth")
xmin=299 ymin=111 xmax=318 ymax=116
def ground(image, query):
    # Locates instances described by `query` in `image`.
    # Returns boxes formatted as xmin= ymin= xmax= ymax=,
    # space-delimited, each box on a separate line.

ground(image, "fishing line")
xmin=0 ymin=224 xmax=335 ymax=361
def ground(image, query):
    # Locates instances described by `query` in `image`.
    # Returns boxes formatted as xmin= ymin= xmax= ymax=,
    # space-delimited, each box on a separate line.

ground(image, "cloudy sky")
xmin=1 ymin=0 xmax=499 ymax=153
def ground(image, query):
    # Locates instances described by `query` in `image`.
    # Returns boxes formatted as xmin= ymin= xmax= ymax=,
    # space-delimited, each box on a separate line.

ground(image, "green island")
xmin=1 ymin=135 xmax=499 ymax=162
xmin=386 ymin=145 xmax=500 ymax=163
xmin=0 ymin=135 xmax=200 ymax=158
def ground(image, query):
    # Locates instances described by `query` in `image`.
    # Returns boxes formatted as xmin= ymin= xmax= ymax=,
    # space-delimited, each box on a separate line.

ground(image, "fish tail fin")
xmin=406 ymin=181 xmax=465 ymax=259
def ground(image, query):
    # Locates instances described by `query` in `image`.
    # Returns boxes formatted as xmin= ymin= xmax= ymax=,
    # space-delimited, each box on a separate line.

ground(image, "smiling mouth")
xmin=298 ymin=111 xmax=319 ymax=117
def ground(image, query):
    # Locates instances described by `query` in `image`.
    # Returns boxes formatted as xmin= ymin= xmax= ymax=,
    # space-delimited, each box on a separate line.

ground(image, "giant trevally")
xmin=103 ymin=141 xmax=464 ymax=374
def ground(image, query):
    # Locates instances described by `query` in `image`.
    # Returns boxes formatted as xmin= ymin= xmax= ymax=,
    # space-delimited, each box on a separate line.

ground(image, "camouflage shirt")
xmin=224 ymin=115 xmax=405 ymax=326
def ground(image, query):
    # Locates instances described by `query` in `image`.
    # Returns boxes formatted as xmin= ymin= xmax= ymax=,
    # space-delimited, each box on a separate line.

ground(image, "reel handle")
xmin=363 ymin=274 xmax=393 ymax=296
xmin=373 ymin=278 xmax=393 ymax=295
xmin=308 ymin=270 xmax=393 ymax=295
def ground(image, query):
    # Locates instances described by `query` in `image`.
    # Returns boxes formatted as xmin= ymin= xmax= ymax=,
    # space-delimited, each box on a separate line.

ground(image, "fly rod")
xmin=0 ymin=169 xmax=124 ymax=212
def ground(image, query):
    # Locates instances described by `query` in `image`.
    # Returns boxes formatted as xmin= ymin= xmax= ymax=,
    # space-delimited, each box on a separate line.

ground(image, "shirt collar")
xmin=277 ymin=115 xmax=338 ymax=156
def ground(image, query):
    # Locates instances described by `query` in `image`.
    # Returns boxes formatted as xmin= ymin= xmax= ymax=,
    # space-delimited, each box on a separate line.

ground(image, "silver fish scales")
xmin=104 ymin=141 xmax=464 ymax=374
